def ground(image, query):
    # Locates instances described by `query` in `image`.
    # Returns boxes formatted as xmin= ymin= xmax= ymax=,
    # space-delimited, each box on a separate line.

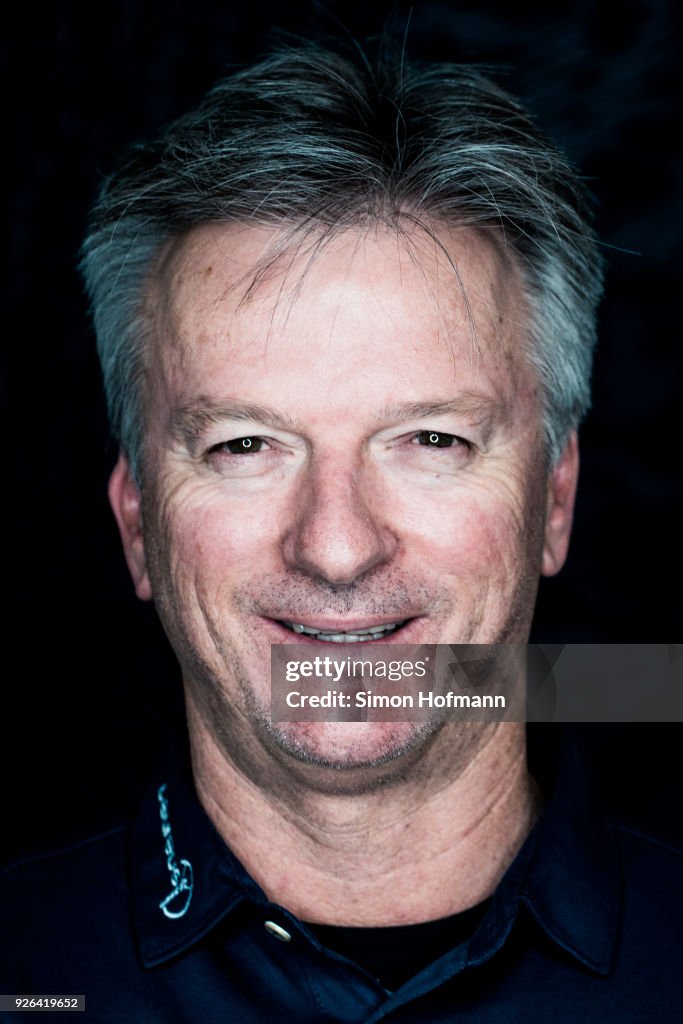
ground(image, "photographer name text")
xmin=284 ymin=689 xmax=506 ymax=709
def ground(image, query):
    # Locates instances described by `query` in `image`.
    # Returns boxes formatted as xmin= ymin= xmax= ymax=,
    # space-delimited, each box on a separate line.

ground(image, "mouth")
xmin=278 ymin=619 xmax=409 ymax=643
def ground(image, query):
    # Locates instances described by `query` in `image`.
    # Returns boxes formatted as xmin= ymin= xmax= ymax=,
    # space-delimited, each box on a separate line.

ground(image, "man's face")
xmin=110 ymin=221 xmax=577 ymax=786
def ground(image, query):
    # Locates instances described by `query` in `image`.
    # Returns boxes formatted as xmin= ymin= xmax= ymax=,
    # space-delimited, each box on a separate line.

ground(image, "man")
xmin=1 ymin=41 xmax=681 ymax=1022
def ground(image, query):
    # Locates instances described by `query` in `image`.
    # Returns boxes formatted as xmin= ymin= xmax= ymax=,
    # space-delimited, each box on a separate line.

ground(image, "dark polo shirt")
xmin=1 ymin=728 xmax=682 ymax=1022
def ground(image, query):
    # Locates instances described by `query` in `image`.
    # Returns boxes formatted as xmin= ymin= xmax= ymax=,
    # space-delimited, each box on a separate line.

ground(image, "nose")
xmin=281 ymin=456 xmax=398 ymax=586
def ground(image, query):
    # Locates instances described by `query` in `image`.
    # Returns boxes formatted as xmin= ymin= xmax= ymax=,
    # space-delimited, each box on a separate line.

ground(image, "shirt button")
xmin=264 ymin=920 xmax=292 ymax=942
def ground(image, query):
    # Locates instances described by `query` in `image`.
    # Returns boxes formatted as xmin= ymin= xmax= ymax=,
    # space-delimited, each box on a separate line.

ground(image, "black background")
xmin=3 ymin=0 xmax=682 ymax=862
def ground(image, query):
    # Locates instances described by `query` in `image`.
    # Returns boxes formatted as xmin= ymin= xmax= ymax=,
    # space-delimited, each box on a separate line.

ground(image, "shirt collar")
xmin=466 ymin=726 xmax=620 ymax=975
xmin=130 ymin=743 xmax=267 ymax=967
xmin=130 ymin=727 xmax=622 ymax=974
xmin=519 ymin=725 xmax=621 ymax=975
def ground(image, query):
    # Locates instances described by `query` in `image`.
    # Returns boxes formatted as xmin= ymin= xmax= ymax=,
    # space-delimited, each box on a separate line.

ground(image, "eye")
xmin=415 ymin=431 xmax=462 ymax=449
xmin=210 ymin=436 xmax=266 ymax=455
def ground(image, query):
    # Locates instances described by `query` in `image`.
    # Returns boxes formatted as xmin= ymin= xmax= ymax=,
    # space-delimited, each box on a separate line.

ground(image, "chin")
xmin=263 ymin=718 xmax=441 ymax=777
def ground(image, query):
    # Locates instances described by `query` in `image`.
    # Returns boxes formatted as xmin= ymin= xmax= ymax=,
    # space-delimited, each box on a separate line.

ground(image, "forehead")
xmin=148 ymin=219 xmax=533 ymax=405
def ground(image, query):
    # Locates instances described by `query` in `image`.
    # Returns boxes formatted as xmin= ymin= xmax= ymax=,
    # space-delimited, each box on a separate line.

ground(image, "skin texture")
xmin=109 ymin=220 xmax=578 ymax=924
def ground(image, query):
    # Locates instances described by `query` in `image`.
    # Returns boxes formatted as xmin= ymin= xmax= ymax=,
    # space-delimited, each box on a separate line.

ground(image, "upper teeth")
xmin=284 ymin=621 xmax=403 ymax=642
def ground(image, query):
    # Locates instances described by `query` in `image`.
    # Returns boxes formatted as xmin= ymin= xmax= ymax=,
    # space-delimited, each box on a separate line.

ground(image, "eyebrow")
xmin=378 ymin=396 xmax=502 ymax=423
xmin=377 ymin=396 xmax=507 ymax=445
xmin=171 ymin=393 xmax=506 ymax=452
xmin=171 ymin=398 xmax=302 ymax=451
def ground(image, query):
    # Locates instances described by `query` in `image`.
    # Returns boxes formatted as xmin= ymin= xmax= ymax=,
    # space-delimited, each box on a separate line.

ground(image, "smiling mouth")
xmin=279 ymin=620 xmax=408 ymax=643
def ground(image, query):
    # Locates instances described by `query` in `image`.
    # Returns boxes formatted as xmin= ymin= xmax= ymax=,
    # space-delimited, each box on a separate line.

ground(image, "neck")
xmin=188 ymin=709 xmax=540 ymax=926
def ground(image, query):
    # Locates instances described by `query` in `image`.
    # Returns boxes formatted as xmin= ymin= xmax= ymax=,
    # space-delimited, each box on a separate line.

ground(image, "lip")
xmin=261 ymin=616 xmax=423 ymax=644
xmin=280 ymin=615 xmax=410 ymax=632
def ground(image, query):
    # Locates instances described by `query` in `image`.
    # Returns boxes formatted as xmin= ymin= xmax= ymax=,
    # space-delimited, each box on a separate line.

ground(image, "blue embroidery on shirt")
xmin=157 ymin=783 xmax=194 ymax=919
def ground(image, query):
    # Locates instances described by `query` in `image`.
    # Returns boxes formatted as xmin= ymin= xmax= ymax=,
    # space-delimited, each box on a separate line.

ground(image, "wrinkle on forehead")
xmin=147 ymin=217 xmax=531 ymax=392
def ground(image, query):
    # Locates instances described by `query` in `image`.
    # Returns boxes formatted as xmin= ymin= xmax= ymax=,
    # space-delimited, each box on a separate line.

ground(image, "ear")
xmin=108 ymin=452 xmax=153 ymax=600
xmin=541 ymin=430 xmax=580 ymax=577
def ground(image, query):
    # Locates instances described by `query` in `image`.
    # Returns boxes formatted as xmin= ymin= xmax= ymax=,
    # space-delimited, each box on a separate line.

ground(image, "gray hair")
xmin=80 ymin=41 xmax=603 ymax=479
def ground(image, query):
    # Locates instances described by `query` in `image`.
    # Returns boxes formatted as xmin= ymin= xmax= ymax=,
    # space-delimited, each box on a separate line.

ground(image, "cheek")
xmin=393 ymin=475 xmax=543 ymax=583
xmin=142 ymin=484 xmax=279 ymax=675
xmin=149 ymin=482 xmax=284 ymax=596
